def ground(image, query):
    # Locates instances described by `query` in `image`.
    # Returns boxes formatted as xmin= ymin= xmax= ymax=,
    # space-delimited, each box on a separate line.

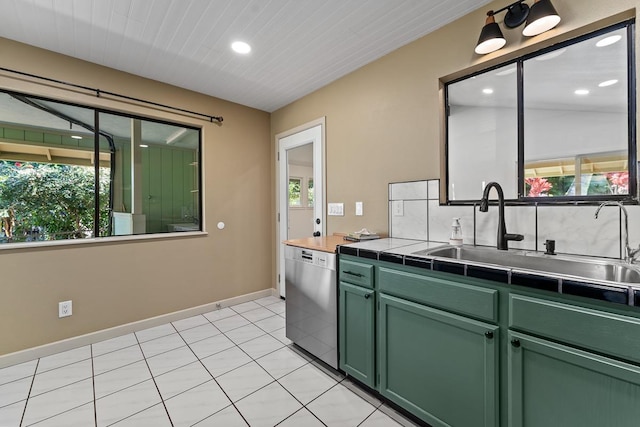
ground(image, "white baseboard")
xmin=0 ymin=288 xmax=279 ymax=369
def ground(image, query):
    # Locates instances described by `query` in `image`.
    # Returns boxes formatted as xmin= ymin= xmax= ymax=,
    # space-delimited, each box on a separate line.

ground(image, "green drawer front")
xmin=509 ymin=294 xmax=640 ymax=364
xmin=378 ymin=267 xmax=498 ymax=322
xmin=339 ymin=259 xmax=374 ymax=288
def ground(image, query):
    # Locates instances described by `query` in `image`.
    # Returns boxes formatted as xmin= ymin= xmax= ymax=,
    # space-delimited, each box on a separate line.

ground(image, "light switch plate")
xmin=328 ymin=203 xmax=344 ymax=216
xmin=355 ymin=202 xmax=363 ymax=216
xmin=393 ymin=200 xmax=404 ymax=216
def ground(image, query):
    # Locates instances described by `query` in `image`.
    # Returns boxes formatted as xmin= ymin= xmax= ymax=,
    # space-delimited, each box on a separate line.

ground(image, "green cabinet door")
xmin=339 ymin=281 xmax=376 ymax=388
xmin=379 ymin=293 xmax=498 ymax=427
xmin=508 ymin=331 xmax=640 ymax=427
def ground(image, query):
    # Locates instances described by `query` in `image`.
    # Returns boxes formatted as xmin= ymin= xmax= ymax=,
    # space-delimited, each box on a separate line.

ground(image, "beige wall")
xmin=0 ymin=39 xmax=272 ymax=355
xmin=271 ymin=0 xmax=639 ymax=236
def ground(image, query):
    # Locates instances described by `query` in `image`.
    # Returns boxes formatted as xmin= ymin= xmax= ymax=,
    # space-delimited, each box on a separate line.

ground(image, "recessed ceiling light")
xmin=231 ymin=41 xmax=251 ymax=54
xmin=71 ymin=135 xmax=82 ymax=139
xmin=599 ymin=79 xmax=619 ymax=87
xmin=596 ymin=35 xmax=622 ymax=47
xmin=482 ymin=88 xmax=494 ymax=95
xmin=139 ymin=144 xmax=149 ymax=148
xmin=574 ymin=89 xmax=590 ymax=95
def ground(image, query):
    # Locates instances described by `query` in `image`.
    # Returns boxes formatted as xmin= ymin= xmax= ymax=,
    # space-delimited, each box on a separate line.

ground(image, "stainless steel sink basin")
xmin=412 ymin=245 xmax=640 ymax=284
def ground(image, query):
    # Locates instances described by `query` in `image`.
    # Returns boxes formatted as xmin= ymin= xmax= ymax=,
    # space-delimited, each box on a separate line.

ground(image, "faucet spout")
xmin=595 ymin=201 xmax=638 ymax=263
xmin=479 ymin=182 xmax=524 ymax=250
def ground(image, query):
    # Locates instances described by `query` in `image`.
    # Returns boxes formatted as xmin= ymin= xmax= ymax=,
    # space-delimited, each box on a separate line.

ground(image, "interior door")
xmin=277 ymin=120 xmax=325 ymax=297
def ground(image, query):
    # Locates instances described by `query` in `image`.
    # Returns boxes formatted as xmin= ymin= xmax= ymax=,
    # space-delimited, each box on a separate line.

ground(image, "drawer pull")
xmin=344 ymin=271 xmax=364 ymax=278
xmin=364 ymin=293 xmax=372 ymax=299
xmin=485 ymin=331 xmax=494 ymax=339
xmin=511 ymin=339 xmax=521 ymax=348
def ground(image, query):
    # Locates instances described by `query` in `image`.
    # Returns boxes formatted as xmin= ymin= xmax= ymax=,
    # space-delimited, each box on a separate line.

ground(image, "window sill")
xmin=0 ymin=231 xmax=209 ymax=252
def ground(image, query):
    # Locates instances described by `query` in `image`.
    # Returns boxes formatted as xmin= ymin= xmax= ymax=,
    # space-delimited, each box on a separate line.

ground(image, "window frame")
xmin=443 ymin=20 xmax=636 ymax=205
xmin=0 ymin=89 xmax=203 ymax=247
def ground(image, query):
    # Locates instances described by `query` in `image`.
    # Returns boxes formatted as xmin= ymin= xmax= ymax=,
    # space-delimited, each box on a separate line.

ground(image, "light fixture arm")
xmin=488 ymin=0 xmax=526 ymax=18
xmin=486 ymin=0 xmax=531 ymax=29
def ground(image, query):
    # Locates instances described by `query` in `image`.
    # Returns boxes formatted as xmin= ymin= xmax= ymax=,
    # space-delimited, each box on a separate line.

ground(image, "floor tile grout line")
xmin=0 ymin=370 xmax=38 ymax=389
xmin=93 ymin=357 xmax=147 ymax=379
xmin=274 ymin=406 xmax=328 ymax=427
xmin=18 ymin=358 xmax=38 ymax=427
xmin=170 ymin=304 xmax=303 ymax=425
xmin=177 ymin=330 xmax=224 ymax=346
xmin=133 ymin=332 xmax=175 ymax=427
xmin=92 ymin=342 xmax=139 ymax=360
xmin=170 ymin=321 xmax=252 ymax=427
xmin=21 ymin=402 xmax=94 ymax=427
xmin=213 ymin=313 xmax=331 ymax=425
xmin=32 ymin=354 xmax=93 ymax=376
xmin=355 ymin=406 xmax=381 ymax=427
xmin=27 ymin=370 xmax=95 ymax=400
xmin=91 ymin=345 xmax=98 ymax=427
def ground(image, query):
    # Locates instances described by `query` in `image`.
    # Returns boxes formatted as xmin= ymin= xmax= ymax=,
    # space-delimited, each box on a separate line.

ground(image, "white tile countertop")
xmin=338 ymin=238 xmax=430 ymax=252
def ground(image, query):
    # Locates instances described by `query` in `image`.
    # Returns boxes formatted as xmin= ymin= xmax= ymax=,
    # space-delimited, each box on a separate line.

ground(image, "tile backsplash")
xmin=389 ymin=179 xmax=625 ymax=259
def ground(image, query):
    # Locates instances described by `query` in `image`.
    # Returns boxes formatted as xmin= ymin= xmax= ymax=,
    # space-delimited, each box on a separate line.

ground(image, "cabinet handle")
xmin=344 ymin=271 xmax=364 ymax=278
xmin=511 ymin=339 xmax=521 ymax=348
xmin=485 ymin=331 xmax=494 ymax=339
xmin=364 ymin=293 xmax=372 ymax=299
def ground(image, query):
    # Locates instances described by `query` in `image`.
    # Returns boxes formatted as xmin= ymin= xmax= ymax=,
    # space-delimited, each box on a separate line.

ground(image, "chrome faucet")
xmin=479 ymin=182 xmax=524 ymax=250
xmin=595 ymin=201 xmax=640 ymax=264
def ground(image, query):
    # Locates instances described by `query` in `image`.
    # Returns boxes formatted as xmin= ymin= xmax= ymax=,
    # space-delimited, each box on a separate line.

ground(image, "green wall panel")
xmin=24 ymin=131 xmax=44 ymax=143
xmin=4 ymin=128 xmax=24 ymax=140
xmin=43 ymin=133 xmax=62 ymax=145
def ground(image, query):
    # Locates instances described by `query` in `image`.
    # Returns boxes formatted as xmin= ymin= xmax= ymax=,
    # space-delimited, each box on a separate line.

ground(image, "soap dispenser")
xmin=449 ymin=218 xmax=463 ymax=246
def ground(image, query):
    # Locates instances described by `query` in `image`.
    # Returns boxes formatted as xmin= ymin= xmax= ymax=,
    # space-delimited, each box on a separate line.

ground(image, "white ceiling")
xmin=0 ymin=0 xmax=493 ymax=113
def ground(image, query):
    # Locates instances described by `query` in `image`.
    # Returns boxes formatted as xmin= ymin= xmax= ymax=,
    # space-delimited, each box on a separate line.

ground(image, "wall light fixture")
xmin=475 ymin=0 xmax=561 ymax=55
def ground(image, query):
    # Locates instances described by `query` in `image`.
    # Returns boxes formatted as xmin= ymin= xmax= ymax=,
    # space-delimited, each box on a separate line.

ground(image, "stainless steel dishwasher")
xmin=284 ymin=245 xmax=338 ymax=369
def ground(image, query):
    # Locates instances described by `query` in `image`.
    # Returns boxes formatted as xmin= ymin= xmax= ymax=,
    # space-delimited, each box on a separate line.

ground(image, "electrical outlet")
xmin=393 ymin=200 xmax=404 ymax=216
xmin=355 ymin=201 xmax=363 ymax=216
xmin=58 ymin=300 xmax=72 ymax=318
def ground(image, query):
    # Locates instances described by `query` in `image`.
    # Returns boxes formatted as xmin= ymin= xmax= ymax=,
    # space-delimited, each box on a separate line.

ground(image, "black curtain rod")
xmin=0 ymin=66 xmax=223 ymax=124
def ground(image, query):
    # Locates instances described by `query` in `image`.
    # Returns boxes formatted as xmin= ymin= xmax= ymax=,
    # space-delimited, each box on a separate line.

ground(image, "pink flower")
xmin=606 ymin=172 xmax=629 ymax=194
xmin=525 ymin=177 xmax=552 ymax=197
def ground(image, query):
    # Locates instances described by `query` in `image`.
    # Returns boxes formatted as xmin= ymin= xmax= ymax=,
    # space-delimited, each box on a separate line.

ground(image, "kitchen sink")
xmin=412 ymin=245 xmax=640 ymax=285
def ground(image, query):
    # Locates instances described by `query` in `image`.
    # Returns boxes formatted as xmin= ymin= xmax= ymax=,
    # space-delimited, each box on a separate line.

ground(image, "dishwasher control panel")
xmin=286 ymin=245 xmax=336 ymax=270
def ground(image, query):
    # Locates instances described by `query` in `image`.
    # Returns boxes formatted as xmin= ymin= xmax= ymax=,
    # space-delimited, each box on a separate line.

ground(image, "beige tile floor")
xmin=0 ymin=295 xmax=422 ymax=427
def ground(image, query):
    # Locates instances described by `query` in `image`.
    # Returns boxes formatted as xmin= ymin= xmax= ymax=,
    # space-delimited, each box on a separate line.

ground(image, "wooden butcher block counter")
xmin=283 ymin=234 xmax=353 ymax=253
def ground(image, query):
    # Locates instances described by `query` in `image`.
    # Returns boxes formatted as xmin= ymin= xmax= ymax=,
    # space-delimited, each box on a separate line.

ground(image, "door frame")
xmin=275 ymin=117 xmax=326 ymax=297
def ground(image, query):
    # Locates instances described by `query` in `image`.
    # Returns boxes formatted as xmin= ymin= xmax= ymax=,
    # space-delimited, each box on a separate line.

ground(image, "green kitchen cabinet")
xmin=339 ymin=281 xmax=376 ymax=387
xmin=378 ymin=293 xmax=499 ymax=427
xmin=508 ymin=330 xmax=640 ymax=427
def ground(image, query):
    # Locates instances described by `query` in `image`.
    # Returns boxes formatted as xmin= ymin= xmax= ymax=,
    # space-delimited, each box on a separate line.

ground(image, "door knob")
xmin=315 ymin=218 xmax=321 ymax=224
xmin=313 ymin=231 xmax=321 ymax=237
